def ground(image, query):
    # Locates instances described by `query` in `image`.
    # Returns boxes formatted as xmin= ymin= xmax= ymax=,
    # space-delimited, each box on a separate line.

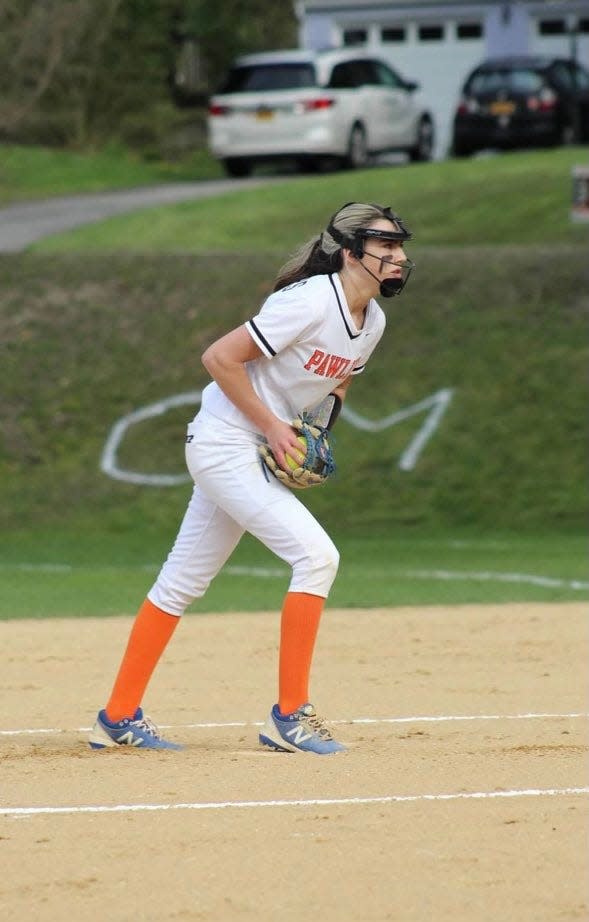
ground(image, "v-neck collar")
xmin=329 ymin=274 xmax=367 ymax=339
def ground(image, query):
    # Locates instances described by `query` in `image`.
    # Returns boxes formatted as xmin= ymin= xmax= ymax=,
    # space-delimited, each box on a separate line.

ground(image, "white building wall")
xmin=485 ymin=4 xmax=530 ymax=55
xmin=301 ymin=1 xmax=589 ymax=159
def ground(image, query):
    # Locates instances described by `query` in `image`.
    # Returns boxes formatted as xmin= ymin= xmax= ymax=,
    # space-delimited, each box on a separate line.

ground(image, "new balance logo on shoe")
xmin=285 ymin=725 xmax=313 ymax=745
xmin=116 ymin=730 xmax=144 ymax=746
xmin=258 ymin=703 xmax=347 ymax=754
xmin=88 ymin=708 xmax=183 ymax=750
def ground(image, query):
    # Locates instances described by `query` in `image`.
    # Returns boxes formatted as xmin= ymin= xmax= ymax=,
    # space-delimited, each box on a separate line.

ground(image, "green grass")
xmin=1 ymin=146 xmax=587 ymax=618
xmin=1 ymin=530 xmax=585 ymax=619
xmin=1 ymin=244 xmax=586 ymax=532
xmin=32 ymin=146 xmax=589 ymax=251
xmin=0 ymin=143 xmax=222 ymax=204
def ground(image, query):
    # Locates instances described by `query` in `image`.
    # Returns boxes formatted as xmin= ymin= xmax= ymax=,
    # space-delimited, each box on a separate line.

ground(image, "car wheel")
xmin=223 ymin=158 xmax=252 ymax=178
xmin=409 ymin=117 xmax=434 ymax=162
xmin=345 ymin=124 xmax=369 ymax=170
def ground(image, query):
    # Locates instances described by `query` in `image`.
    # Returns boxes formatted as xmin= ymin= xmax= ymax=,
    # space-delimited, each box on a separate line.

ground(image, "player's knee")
xmin=292 ymin=537 xmax=340 ymax=596
xmin=322 ymin=541 xmax=340 ymax=585
xmin=148 ymin=573 xmax=209 ymax=616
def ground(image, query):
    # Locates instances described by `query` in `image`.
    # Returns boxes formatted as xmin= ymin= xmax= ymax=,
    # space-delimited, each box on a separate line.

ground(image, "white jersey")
xmin=199 ymin=273 xmax=386 ymax=432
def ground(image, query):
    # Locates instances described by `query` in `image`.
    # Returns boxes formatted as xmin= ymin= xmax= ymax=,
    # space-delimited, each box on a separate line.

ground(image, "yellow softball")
xmin=285 ymin=436 xmax=307 ymax=470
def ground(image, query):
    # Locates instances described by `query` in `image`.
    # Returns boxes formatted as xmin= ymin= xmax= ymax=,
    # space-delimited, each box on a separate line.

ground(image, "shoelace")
xmin=132 ymin=714 xmax=161 ymax=739
xmin=300 ymin=710 xmax=334 ymax=741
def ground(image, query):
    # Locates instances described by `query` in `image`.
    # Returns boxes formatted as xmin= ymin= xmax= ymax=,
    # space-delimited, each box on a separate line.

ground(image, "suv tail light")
xmin=208 ymin=104 xmax=231 ymax=116
xmin=456 ymin=97 xmax=480 ymax=115
xmin=300 ymin=97 xmax=335 ymax=112
xmin=527 ymin=87 xmax=557 ymax=112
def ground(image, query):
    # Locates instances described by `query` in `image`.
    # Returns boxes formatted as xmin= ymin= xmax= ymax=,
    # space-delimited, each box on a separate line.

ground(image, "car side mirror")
xmin=404 ymin=80 xmax=419 ymax=92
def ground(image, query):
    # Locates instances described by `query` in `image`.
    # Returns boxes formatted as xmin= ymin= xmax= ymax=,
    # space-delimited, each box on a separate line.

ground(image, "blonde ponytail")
xmin=273 ymin=202 xmax=391 ymax=291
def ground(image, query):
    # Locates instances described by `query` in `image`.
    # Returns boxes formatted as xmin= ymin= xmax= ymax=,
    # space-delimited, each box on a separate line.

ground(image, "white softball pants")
xmin=148 ymin=411 xmax=340 ymax=616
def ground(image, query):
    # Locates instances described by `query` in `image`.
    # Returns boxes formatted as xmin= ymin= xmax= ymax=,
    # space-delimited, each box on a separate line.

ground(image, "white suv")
xmin=207 ymin=48 xmax=435 ymax=177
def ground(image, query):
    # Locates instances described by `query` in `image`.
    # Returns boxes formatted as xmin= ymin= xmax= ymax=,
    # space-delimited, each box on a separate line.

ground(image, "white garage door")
xmin=529 ymin=14 xmax=589 ymax=61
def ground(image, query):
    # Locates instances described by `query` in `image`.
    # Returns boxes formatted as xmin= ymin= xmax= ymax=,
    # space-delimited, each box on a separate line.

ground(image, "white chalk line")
xmin=407 ymin=569 xmax=589 ymax=591
xmin=99 ymin=388 xmax=454 ymax=483
xmin=3 ymin=787 xmax=588 ymax=818
xmin=0 ymin=562 xmax=586 ymax=590
xmin=2 ymin=711 xmax=587 ymax=738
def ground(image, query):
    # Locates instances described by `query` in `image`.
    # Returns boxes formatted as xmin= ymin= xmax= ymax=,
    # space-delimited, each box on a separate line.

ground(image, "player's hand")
xmin=259 ymin=415 xmax=336 ymax=490
xmin=262 ymin=418 xmax=306 ymax=473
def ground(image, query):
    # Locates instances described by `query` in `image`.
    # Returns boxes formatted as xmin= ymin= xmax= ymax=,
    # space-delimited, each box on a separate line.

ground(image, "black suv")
xmin=452 ymin=56 xmax=589 ymax=156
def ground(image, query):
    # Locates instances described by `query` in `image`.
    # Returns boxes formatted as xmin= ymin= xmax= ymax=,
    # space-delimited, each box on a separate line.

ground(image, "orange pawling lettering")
xmin=326 ymin=355 xmax=347 ymax=378
xmin=304 ymin=350 xmax=351 ymax=378
xmin=315 ymin=353 xmax=330 ymax=375
xmin=304 ymin=349 xmax=325 ymax=371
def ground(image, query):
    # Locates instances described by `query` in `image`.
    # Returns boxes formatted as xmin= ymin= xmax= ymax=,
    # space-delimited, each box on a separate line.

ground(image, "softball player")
xmin=89 ymin=201 xmax=413 ymax=754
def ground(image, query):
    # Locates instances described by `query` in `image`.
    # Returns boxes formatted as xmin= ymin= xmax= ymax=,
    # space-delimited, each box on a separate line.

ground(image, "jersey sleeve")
xmin=245 ymin=282 xmax=320 ymax=358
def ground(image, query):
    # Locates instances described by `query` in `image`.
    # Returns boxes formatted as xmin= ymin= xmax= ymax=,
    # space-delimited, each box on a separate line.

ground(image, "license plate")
xmin=490 ymin=101 xmax=515 ymax=116
xmin=255 ymin=108 xmax=274 ymax=121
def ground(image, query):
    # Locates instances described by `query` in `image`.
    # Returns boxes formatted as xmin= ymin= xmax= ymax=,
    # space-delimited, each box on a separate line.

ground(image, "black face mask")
xmin=380 ymin=277 xmax=404 ymax=298
xmin=359 ymin=251 xmax=415 ymax=298
xmin=325 ymin=205 xmax=414 ymax=297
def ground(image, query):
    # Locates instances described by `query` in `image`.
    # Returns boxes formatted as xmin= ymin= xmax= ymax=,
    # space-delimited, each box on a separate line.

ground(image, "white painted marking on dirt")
xmin=336 ymin=712 xmax=589 ymax=725
xmin=3 ymin=787 xmax=588 ymax=818
xmin=2 ymin=712 xmax=587 ymax=737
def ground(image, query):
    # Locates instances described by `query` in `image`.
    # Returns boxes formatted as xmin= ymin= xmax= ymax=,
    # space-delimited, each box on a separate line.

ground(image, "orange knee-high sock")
xmin=278 ymin=591 xmax=325 ymax=716
xmin=105 ymin=598 xmax=180 ymax=722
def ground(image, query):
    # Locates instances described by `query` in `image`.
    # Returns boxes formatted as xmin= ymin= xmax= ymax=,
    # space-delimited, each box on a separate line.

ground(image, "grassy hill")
xmin=0 ymin=143 xmax=222 ymax=204
xmin=32 ymin=146 xmax=589 ymax=249
xmin=0 ymin=146 xmax=587 ymax=615
xmin=2 ymin=244 xmax=586 ymax=533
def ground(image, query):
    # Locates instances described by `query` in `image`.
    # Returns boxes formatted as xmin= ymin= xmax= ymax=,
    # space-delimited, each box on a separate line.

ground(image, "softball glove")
xmin=259 ymin=416 xmax=336 ymax=489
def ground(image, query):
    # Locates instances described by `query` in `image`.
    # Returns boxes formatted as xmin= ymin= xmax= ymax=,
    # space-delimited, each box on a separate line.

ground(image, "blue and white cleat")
xmin=88 ymin=707 xmax=183 ymax=750
xmin=259 ymin=703 xmax=347 ymax=754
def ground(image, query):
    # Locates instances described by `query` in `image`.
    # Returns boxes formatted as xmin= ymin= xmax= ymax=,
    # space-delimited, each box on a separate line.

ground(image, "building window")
xmin=457 ymin=22 xmax=482 ymax=39
xmin=578 ymin=18 xmax=589 ymax=34
xmin=381 ymin=27 xmax=406 ymax=43
xmin=538 ymin=19 xmax=566 ymax=35
xmin=343 ymin=29 xmax=367 ymax=46
xmin=418 ymin=25 xmax=444 ymax=41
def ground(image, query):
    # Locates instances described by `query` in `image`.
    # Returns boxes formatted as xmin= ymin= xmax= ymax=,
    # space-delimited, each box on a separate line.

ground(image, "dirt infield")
xmin=1 ymin=602 xmax=587 ymax=921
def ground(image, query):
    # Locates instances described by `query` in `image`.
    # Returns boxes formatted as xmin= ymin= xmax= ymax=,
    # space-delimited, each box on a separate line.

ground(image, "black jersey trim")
xmin=247 ymin=319 xmax=276 ymax=357
xmin=329 ymin=275 xmax=362 ymax=340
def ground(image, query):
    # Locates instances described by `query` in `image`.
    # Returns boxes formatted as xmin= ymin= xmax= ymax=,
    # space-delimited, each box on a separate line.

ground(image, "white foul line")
xmin=1 ymin=562 xmax=586 ymax=590
xmin=3 ymin=787 xmax=588 ymax=818
xmin=1 ymin=711 xmax=587 ymax=737
xmin=407 ymin=569 xmax=589 ymax=591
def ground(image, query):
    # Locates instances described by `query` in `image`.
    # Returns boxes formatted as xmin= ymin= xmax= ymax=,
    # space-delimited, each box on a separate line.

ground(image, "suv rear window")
xmin=218 ymin=63 xmax=316 ymax=93
xmin=468 ymin=68 xmax=544 ymax=95
xmin=550 ymin=61 xmax=589 ymax=90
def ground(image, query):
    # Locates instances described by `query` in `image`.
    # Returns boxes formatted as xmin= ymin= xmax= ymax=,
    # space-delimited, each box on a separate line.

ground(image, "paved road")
xmin=0 ymin=177 xmax=278 ymax=252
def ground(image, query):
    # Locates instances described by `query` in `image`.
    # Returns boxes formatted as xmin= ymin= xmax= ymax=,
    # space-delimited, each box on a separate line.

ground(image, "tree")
xmin=174 ymin=0 xmax=297 ymax=95
xmin=0 ymin=0 xmax=297 ymax=148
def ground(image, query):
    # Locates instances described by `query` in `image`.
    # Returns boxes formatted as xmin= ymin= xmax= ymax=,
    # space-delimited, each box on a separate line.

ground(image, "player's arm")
xmin=201 ymin=325 xmax=304 ymax=470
